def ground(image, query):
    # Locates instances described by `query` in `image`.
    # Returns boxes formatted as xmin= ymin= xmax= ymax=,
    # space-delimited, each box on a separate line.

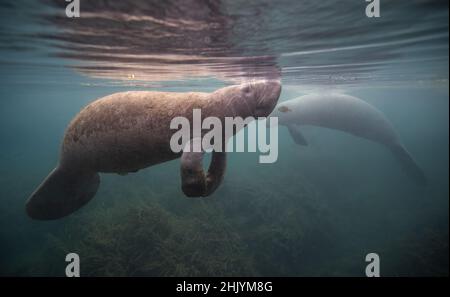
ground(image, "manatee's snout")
xmin=253 ymin=80 xmax=282 ymax=117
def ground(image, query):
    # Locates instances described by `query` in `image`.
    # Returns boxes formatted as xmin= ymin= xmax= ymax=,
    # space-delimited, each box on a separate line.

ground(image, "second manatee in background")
xmin=269 ymin=93 xmax=427 ymax=185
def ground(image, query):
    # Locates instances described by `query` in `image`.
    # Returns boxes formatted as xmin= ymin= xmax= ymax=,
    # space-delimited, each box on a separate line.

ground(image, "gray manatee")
xmin=26 ymin=81 xmax=282 ymax=220
xmin=269 ymin=93 xmax=427 ymax=185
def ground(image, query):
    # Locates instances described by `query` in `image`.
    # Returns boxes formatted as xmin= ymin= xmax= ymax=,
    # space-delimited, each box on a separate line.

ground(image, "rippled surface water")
xmin=0 ymin=0 xmax=448 ymax=277
xmin=0 ymin=0 xmax=448 ymax=88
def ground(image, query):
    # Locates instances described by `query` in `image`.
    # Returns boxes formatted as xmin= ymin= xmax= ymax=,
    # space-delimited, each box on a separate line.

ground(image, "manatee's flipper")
xmin=180 ymin=139 xmax=206 ymax=196
xmin=287 ymin=125 xmax=308 ymax=145
xmin=390 ymin=144 xmax=427 ymax=186
xmin=205 ymin=151 xmax=226 ymax=196
xmin=180 ymin=138 xmax=226 ymax=197
xmin=26 ymin=166 xmax=100 ymax=220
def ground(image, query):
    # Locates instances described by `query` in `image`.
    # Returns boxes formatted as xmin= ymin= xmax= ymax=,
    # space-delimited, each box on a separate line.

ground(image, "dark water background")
xmin=0 ymin=0 xmax=448 ymax=276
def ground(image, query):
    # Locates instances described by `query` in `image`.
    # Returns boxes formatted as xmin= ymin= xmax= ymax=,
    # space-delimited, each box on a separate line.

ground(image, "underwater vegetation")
xmin=19 ymin=160 xmax=337 ymax=277
xmin=46 ymin=203 xmax=255 ymax=277
xmin=383 ymin=223 xmax=449 ymax=277
xmin=7 ymin=148 xmax=448 ymax=277
xmin=26 ymin=198 xmax=253 ymax=276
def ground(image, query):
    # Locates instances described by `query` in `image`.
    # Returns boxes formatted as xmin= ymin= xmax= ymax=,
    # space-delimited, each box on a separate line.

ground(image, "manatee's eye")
xmin=278 ymin=106 xmax=291 ymax=113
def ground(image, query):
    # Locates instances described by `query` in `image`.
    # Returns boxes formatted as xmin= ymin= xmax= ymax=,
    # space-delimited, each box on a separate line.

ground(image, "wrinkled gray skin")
xmin=26 ymin=81 xmax=282 ymax=220
xmin=269 ymin=93 xmax=427 ymax=185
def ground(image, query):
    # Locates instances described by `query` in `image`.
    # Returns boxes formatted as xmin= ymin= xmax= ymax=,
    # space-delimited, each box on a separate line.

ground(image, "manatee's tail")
xmin=390 ymin=144 xmax=427 ymax=186
xmin=26 ymin=166 xmax=100 ymax=220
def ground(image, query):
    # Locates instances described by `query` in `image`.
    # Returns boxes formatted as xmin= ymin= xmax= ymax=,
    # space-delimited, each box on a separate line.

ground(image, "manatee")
xmin=269 ymin=93 xmax=427 ymax=185
xmin=26 ymin=81 xmax=282 ymax=220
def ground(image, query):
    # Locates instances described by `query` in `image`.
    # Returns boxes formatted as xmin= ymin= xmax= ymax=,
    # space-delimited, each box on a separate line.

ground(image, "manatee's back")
xmin=293 ymin=93 xmax=400 ymax=146
xmin=61 ymin=91 xmax=209 ymax=173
